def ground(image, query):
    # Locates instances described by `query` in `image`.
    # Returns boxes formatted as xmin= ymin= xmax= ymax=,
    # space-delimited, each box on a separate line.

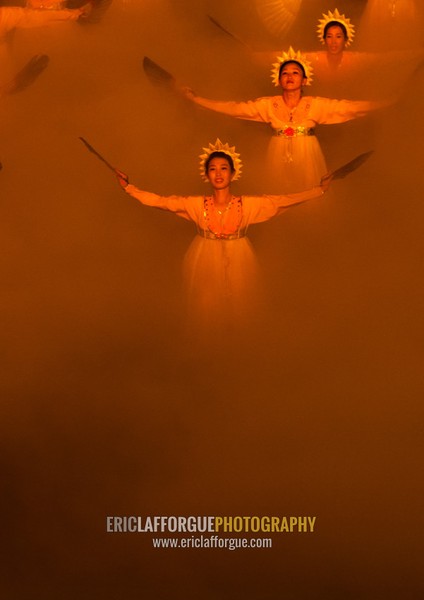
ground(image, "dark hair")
xmin=205 ymin=151 xmax=235 ymax=174
xmin=278 ymin=60 xmax=307 ymax=80
xmin=324 ymin=21 xmax=348 ymax=39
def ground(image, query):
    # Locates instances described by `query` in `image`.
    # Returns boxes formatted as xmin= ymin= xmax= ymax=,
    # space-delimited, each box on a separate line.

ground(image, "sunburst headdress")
xmin=271 ymin=46 xmax=313 ymax=87
xmin=199 ymin=138 xmax=243 ymax=182
xmin=317 ymin=8 xmax=355 ymax=46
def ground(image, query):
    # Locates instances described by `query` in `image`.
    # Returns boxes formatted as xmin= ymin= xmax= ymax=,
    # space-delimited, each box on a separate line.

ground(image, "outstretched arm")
xmin=273 ymin=175 xmax=331 ymax=208
xmin=115 ymin=170 xmax=195 ymax=221
xmin=312 ymin=96 xmax=389 ymax=125
xmin=0 ymin=5 xmax=88 ymax=34
xmin=248 ymin=175 xmax=332 ymax=223
xmin=179 ymin=86 xmax=268 ymax=123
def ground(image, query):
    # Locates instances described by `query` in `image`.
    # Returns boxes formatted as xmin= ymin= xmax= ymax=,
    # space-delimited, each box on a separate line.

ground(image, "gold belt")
xmin=197 ymin=229 xmax=246 ymax=240
xmin=274 ymin=126 xmax=315 ymax=138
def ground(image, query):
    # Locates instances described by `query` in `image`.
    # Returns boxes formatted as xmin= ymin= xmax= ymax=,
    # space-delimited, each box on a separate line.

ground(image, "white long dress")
xmin=190 ymin=94 xmax=376 ymax=193
xmin=123 ymin=184 xmax=324 ymax=330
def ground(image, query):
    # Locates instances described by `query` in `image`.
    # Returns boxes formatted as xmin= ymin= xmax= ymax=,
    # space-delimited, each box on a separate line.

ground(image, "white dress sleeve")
xmin=124 ymin=184 xmax=199 ymax=223
xmin=0 ymin=7 xmax=80 ymax=35
xmin=310 ymin=96 xmax=382 ymax=125
xmin=244 ymin=186 xmax=324 ymax=224
xmin=190 ymin=94 xmax=272 ymax=124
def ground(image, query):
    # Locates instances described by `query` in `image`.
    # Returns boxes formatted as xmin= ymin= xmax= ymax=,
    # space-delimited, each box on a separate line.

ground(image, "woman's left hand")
xmin=320 ymin=172 xmax=333 ymax=193
xmin=178 ymin=85 xmax=196 ymax=100
xmin=115 ymin=169 xmax=129 ymax=188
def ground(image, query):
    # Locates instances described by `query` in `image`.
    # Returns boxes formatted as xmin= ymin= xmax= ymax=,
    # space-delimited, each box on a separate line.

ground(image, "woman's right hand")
xmin=115 ymin=169 xmax=129 ymax=189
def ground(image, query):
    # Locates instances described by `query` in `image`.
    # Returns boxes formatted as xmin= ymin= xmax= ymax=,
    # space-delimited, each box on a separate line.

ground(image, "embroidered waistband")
xmin=274 ymin=126 xmax=315 ymax=138
xmin=197 ymin=229 xmax=246 ymax=240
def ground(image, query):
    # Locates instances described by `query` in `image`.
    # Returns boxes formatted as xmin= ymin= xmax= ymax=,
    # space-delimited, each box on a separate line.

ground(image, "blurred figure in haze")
xmin=252 ymin=8 xmax=423 ymax=97
xmin=0 ymin=2 xmax=88 ymax=69
xmin=0 ymin=1 xmax=112 ymax=76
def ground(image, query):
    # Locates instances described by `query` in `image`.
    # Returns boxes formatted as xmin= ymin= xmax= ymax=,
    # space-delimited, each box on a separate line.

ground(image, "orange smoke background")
xmin=1 ymin=1 xmax=424 ymax=598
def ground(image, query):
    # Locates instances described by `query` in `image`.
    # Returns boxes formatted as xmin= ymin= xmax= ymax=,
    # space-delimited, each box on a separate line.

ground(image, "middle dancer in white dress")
xmin=181 ymin=48 xmax=384 ymax=193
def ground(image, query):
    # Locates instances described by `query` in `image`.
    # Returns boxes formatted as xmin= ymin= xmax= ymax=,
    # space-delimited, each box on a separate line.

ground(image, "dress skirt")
xmin=182 ymin=235 xmax=261 ymax=331
xmin=264 ymin=134 xmax=327 ymax=194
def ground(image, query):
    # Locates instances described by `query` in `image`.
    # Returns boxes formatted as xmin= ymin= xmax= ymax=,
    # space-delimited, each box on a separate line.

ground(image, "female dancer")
xmin=180 ymin=49 xmax=380 ymax=193
xmin=252 ymin=8 xmax=422 ymax=97
xmin=115 ymin=139 xmax=332 ymax=332
xmin=305 ymin=9 xmax=359 ymax=88
xmin=253 ymin=9 xmax=358 ymax=90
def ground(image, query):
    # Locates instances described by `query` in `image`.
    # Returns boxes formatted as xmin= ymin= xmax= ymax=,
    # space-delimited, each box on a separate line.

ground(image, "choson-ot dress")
xmin=124 ymin=184 xmax=323 ymax=328
xmin=190 ymin=94 xmax=377 ymax=192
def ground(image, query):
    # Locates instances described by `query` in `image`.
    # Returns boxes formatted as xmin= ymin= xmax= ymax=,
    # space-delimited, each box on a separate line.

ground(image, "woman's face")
xmin=324 ymin=25 xmax=347 ymax=54
xmin=206 ymin=157 xmax=233 ymax=190
xmin=279 ymin=63 xmax=306 ymax=91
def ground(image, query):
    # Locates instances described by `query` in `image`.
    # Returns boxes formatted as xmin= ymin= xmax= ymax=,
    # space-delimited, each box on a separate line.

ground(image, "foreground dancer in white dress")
xmin=181 ymin=49 xmax=380 ymax=193
xmin=115 ymin=139 xmax=332 ymax=333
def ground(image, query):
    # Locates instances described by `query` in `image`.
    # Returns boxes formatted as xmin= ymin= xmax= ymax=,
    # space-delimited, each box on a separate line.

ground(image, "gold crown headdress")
xmin=271 ymin=46 xmax=313 ymax=87
xmin=317 ymin=8 xmax=355 ymax=46
xmin=199 ymin=138 xmax=242 ymax=182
